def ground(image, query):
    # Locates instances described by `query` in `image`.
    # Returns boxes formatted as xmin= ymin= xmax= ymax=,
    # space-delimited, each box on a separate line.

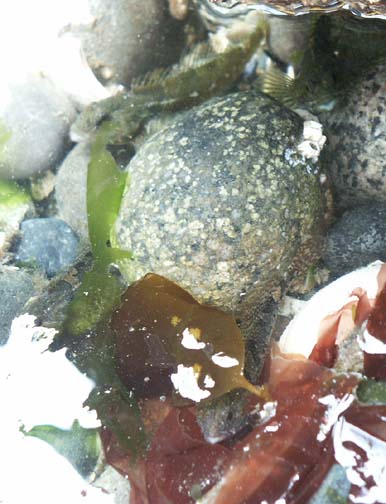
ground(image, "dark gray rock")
xmin=16 ymin=218 xmax=80 ymax=278
xmin=0 ymin=266 xmax=45 ymax=345
xmin=116 ymin=90 xmax=330 ymax=376
xmin=79 ymin=0 xmax=186 ymax=87
xmin=322 ymin=63 xmax=386 ymax=210
xmin=323 ymin=202 xmax=386 ymax=278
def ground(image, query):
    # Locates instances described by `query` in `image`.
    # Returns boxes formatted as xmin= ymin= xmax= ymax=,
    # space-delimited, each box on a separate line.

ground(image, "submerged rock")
xmin=15 ymin=218 xmax=80 ymax=278
xmin=0 ymin=75 xmax=76 ymax=180
xmin=323 ymin=202 xmax=386 ymax=279
xmin=116 ymin=90 xmax=329 ymax=375
xmin=55 ymin=143 xmax=91 ymax=244
xmin=79 ymin=0 xmax=186 ymax=87
xmin=0 ymin=266 xmax=45 ymax=345
xmin=322 ymin=63 xmax=386 ymax=209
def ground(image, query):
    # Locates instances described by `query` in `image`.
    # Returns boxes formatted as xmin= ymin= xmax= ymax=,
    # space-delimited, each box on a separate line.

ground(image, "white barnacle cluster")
xmin=297 ymin=120 xmax=327 ymax=163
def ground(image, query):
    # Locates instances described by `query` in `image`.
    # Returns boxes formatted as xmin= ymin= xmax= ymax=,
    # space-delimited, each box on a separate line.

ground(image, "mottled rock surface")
xmin=322 ymin=63 xmax=386 ymax=209
xmin=116 ymin=89 xmax=329 ymax=314
xmin=15 ymin=218 xmax=80 ymax=278
xmin=323 ymin=202 xmax=386 ymax=278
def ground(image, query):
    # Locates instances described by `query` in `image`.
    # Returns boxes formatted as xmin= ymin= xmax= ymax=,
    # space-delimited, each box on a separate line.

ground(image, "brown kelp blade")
xmin=111 ymin=273 xmax=263 ymax=403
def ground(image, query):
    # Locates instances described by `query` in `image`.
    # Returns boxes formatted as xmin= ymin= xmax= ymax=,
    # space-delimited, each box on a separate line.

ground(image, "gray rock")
xmin=16 ymin=218 xmax=80 ymax=278
xmin=55 ymin=143 xmax=90 ymax=244
xmin=116 ymin=90 xmax=329 ymax=374
xmin=0 ymin=75 xmax=76 ymax=180
xmin=267 ymin=15 xmax=311 ymax=67
xmin=79 ymin=0 xmax=186 ymax=87
xmin=0 ymin=266 xmax=45 ymax=345
xmin=323 ymin=203 xmax=386 ymax=278
xmin=322 ymin=63 xmax=386 ymax=209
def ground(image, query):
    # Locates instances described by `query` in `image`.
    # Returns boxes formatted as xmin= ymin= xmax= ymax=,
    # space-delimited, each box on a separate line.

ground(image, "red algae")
xmin=101 ymin=273 xmax=386 ymax=503
xmin=200 ymin=357 xmax=358 ymax=504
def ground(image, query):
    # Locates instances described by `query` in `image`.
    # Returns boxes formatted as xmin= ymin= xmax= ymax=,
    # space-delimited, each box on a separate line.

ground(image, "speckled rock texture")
xmin=116 ymin=90 xmax=329 ymax=312
xmin=322 ymin=63 xmax=386 ymax=210
xmin=80 ymin=0 xmax=186 ymax=87
xmin=323 ymin=202 xmax=386 ymax=279
xmin=15 ymin=218 xmax=80 ymax=278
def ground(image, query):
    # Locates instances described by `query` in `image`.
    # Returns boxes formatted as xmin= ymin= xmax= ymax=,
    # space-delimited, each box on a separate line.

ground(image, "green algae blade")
xmin=57 ymin=124 xmax=148 ymax=459
xmin=87 ymin=123 xmax=131 ymax=265
xmin=23 ymin=421 xmax=101 ymax=477
xmin=62 ymin=123 xmax=132 ymax=338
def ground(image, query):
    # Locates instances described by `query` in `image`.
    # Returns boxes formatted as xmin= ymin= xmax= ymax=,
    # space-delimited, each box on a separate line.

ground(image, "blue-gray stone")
xmin=16 ymin=218 xmax=79 ymax=278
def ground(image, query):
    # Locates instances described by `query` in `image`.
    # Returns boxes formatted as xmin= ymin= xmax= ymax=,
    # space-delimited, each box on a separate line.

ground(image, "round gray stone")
xmin=16 ymin=218 xmax=80 ymax=278
xmin=268 ymin=15 xmax=311 ymax=67
xmin=322 ymin=63 xmax=386 ymax=210
xmin=79 ymin=0 xmax=186 ymax=87
xmin=0 ymin=75 xmax=76 ymax=180
xmin=323 ymin=202 xmax=386 ymax=278
xmin=116 ymin=90 xmax=329 ymax=312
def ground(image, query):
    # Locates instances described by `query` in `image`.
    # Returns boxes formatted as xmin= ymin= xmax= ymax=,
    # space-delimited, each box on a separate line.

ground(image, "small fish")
xmin=71 ymin=13 xmax=267 ymax=144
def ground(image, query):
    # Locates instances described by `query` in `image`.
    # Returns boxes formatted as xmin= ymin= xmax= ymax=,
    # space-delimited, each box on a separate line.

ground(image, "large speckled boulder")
xmin=322 ymin=64 xmax=386 ymax=210
xmin=116 ymin=90 xmax=329 ymax=314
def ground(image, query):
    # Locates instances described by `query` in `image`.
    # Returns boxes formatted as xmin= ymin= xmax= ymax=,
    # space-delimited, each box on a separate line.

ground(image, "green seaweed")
xmin=57 ymin=124 xmax=147 ymax=457
xmin=0 ymin=178 xmax=30 ymax=208
xmin=63 ymin=123 xmax=131 ymax=338
xmin=23 ymin=421 xmax=101 ymax=477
